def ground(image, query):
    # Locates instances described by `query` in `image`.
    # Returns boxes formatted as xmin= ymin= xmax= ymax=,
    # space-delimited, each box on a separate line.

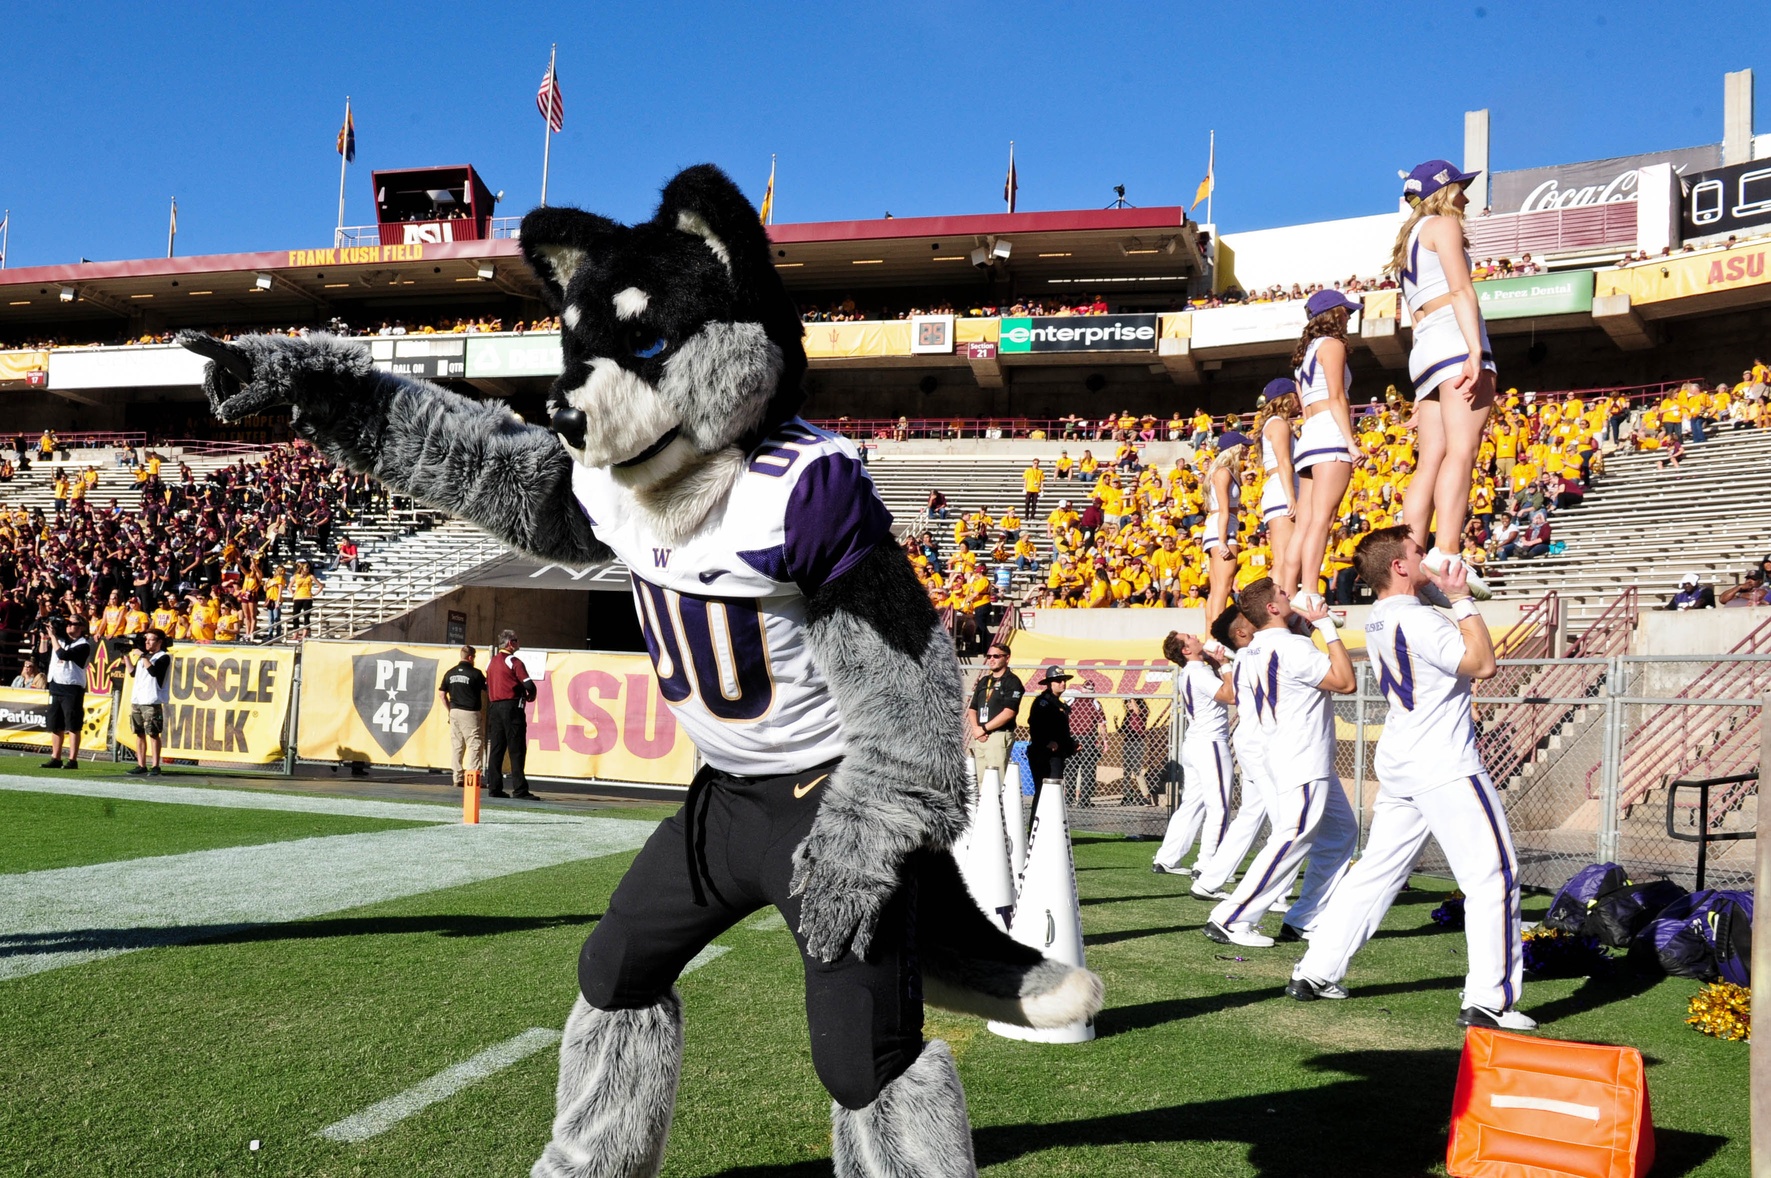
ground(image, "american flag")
xmin=536 ymin=58 xmax=564 ymax=133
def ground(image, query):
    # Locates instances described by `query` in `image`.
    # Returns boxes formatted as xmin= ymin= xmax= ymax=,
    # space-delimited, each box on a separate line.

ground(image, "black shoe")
xmin=126 ymin=765 xmax=148 ymax=776
xmin=1458 ymin=1005 xmax=1539 ymax=1031
xmin=510 ymin=790 xmax=540 ymax=800
xmin=40 ymin=759 xmax=61 ymax=769
xmin=64 ymin=759 xmax=79 ymax=769
xmin=148 ymin=767 xmax=163 ymax=776
xmin=1275 ymin=923 xmax=1306 ymax=943
xmin=487 ymin=790 xmax=510 ymax=798
xmin=1286 ymin=976 xmax=1349 ymax=1001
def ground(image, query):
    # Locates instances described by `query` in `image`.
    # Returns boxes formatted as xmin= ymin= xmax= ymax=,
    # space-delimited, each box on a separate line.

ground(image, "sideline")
xmin=316 ymin=945 xmax=732 ymax=1144
xmin=1 ymin=816 xmax=655 ymax=982
xmin=0 ymin=773 xmax=575 ymax=825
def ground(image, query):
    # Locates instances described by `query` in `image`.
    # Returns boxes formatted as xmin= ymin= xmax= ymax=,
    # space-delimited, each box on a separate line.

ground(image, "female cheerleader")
xmin=1286 ymin=289 xmax=1361 ymax=607
xmin=1389 ymin=159 xmax=1496 ymax=598
xmin=1202 ymin=438 xmax=1247 ymax=623
xmin=1255 ymin=378 xmax=1303 ymax=597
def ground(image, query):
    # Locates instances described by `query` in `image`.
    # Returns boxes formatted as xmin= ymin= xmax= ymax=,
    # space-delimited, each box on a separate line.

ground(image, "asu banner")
xmin=295 ymin=641 xmax=694 ymax=786
xmin=1595 ymin=240 xmax=1771 ymax=305
xmin=107 ymin=646 xmax=297 ymax=764
xmin=0 ymin=688 xmax=113 ymax=751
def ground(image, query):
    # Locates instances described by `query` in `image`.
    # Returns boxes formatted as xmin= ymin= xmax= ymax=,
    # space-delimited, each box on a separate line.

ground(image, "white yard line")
xmin=0 ymin=818 xmax=655 ymax=982
xmin=317 ymin=1027 xmax=563 ymax=1143
xmin=0 ymin=773 xmax=574 ymax=824
xmin=316 ymin=942 xmax=734 ymax=1143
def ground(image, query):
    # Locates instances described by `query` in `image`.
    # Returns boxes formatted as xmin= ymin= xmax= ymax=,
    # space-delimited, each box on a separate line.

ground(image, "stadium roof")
xmin=0 ymin=205 xmax=1206 ymax=332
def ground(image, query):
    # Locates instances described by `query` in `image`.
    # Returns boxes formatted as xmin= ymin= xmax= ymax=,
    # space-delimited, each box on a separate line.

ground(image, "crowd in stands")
xmin=799 ymin=295 xmax=1115 ymax=322
xmin=0 ymin=442 xmax=402 ymax=683
xmin=1615 ymin=235 xmax=1746 ymax=266
xmin=2 ymin=316 xmax=567 ymax=352
xmin=906 ymin=365 xmax=1771 ymax=624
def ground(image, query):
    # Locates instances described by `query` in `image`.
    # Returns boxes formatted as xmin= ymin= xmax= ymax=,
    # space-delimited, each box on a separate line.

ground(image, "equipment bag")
xmin=1586 ymin=877 xmax=1687 ymax=949
xmin=1631 ymin=890 xmax=1753 ymax=984
xmin=1544 ymin=864 xmax=1626 ymax=935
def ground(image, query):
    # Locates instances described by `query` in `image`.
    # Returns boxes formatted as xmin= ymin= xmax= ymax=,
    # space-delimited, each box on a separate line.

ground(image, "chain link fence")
xmin=981 ymin=654 xmax=1765 ymax=892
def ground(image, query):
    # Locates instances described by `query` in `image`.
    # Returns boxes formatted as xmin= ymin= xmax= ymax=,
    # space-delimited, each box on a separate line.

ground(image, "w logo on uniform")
xmin=652 ymin=548 xmax=672 ymax=568
xmin=1375 ymin=629 xmax=1415 ymax=711
xmin=1252 ymin=653 xmax=1280 ymax=723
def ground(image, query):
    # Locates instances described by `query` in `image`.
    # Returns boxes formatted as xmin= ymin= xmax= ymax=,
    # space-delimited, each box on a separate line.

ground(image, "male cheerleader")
xmin=1204 ymin=579 xmax=1358 ymax=947
xmin=1287 ymin=525 xmax=1533 ymax=1030
xmin=1187 ymin=607 xmax=1272 ymax=902
xmin=1151 ymin=631 xmax=1232 ymax=877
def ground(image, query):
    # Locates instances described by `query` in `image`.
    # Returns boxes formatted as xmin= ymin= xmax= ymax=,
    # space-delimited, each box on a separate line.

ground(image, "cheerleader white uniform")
xmin=1258 ymin=423 xmax=1297 ymax=520
xmin=1200 ymin=473 xmax=1240 ymax=555
xmin=1293 ymin=337 xmax=1353 ymax=472
xmin=1403 ymin=216 xmax=1497 ymax=398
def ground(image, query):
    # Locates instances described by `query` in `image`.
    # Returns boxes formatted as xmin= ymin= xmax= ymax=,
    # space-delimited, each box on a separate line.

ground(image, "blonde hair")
xmin=1253 ymin=391 xmax=1300 ymax=435
xmin=1210 ymin=443 xmax=1247 ymax=475
xmin=1386 ymin=185 xmax=1467 ymax=277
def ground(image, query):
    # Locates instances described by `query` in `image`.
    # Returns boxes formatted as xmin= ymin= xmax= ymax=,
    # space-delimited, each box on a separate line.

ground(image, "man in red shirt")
xmin=485 ymin=628 xmax=537 ymax=799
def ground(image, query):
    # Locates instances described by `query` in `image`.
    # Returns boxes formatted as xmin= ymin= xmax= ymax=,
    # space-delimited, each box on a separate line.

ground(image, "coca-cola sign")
xmin=1490 ymin=144 xmax=1720 ymax=215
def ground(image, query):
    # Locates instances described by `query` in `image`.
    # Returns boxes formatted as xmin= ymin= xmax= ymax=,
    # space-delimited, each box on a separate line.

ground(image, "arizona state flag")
xmin=759 ymin=156 xmax=776 ymax=225
xmin=1004 ymin=142 xmax=1018 ymax=213
xmin=336 ymin=104 xmax=355 ymax=163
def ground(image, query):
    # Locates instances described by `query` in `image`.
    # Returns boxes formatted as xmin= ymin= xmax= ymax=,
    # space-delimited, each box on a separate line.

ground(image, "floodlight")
xmin=254 ymin=273 xmax=273 ymax=291
xmin=59 ymin=286 xmax=75 ymax=303
xmin=991 ymin=239 xmax=1012 ymax=261
xmin=476 ymin=263 xmax=496 ymax=281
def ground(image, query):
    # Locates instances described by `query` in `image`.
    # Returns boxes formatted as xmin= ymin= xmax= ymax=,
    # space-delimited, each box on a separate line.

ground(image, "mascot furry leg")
xmin=181 ymin=162 xmax=1101 ymax=1178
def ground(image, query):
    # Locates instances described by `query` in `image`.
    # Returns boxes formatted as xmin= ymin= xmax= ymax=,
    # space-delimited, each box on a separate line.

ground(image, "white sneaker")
xmin=1459 ymin=1005 xmax=1539 ymax=1031
xmin=1205 ymin=920 xmax=1274 ymax=948
xmin=1190 ymin=883 xmax=1231 ymax=901
xmin=1422 ymin=546 xmax=1493 ymax=602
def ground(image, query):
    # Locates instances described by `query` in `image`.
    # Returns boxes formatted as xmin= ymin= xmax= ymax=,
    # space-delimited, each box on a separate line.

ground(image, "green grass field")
xmin=0 ymin=772 xmax=1747 ymax=1177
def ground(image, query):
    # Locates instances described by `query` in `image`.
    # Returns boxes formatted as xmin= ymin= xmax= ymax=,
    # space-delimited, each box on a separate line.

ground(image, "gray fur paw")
xmin=831 ymin=1040 xmax=976 ymax=1178
xmin=790 ymin=825 xmax=900 ymax=963
xmin=178 ymin=330 xmax=375 ymax=426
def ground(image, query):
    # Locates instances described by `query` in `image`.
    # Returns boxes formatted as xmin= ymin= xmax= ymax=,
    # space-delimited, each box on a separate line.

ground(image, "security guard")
xmin=439 ymin=644 xmax=487 ymax=791
xmin=965 ymin=641 xmax=1024 ymax=784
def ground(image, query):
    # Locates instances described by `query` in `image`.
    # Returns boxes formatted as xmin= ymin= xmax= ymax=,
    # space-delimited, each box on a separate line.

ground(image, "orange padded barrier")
xmin=1448 ymin=1028 xmax=1654 ymax=1178
xmin=463 ymin=770 xmax=481 ymax=825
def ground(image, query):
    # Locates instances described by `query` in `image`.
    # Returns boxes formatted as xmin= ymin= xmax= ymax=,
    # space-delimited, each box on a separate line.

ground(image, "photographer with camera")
xmin=125 ymin=629 xmax=172 ymax=776
xmin=43 ymin=616 xmax=93 ymax=769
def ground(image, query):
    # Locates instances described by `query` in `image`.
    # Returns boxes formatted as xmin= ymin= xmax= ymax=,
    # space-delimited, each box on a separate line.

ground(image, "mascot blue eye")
xmin=634 ymin=337 xmax=667 ymax=359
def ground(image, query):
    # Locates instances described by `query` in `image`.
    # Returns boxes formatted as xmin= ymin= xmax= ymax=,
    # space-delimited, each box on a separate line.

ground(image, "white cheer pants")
xmin=1295 ymin=773 xmax=1524 ymax=1012
xmin=1209 ymin=776 xmax=1350 ymax=931
xmin=1153 ymin=740 xmax=1232 ymax=870
xmin=1194 ymin=738 xmax=1274 ymax=892
xmin=1280 ymin=775 xmax=1357 ymax=933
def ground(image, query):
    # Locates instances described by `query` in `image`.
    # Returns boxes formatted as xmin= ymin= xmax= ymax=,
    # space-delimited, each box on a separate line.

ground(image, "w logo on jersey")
xmin=651 ymin=548 xmax=672 ymax=568
xmin=1373 ymin=629 xmax=1416 ymax=711
xmin=1251 ymin=653 xmax=1280 ymax=723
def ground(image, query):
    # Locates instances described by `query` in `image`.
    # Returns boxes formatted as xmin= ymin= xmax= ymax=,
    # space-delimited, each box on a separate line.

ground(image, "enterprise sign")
xmin=998 ymin=314 xmax=1158 ymax=354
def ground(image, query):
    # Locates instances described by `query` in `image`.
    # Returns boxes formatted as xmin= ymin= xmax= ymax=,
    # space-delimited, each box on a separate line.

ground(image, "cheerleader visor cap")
xmin=1263 ymin=377 xmax=1297 ymax=400
xmin=1304 ymin=290 xmax=1362 ymax=319
xmin=1403 ymin=159 xmax=1480 ymax=199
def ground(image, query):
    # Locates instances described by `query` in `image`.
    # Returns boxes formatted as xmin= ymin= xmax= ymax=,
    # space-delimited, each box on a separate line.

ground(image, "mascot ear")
xmin=653 ymin=164 xmax=781 ymax=303
xmin=518 ymin=206 xmax=620 ymax=309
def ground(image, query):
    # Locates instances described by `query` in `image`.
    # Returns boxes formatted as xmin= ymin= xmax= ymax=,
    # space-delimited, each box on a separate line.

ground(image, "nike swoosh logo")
xmin=793 ymin=773 xmax=829 ymax=799
xmin=698 ymin=569 xmax=729 ymax=584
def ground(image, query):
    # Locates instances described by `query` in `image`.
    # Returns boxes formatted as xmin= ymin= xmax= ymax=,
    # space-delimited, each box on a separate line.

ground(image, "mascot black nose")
xmin=551 ymin=407 xmax=588 ymax=449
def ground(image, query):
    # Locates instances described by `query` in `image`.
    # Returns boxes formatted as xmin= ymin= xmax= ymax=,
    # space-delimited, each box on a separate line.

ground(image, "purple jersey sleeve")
xmin=781 ymin=451 xmax=895 ymax=595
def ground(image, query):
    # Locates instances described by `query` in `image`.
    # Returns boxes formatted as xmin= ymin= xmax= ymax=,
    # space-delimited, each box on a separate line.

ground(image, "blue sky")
xmin=2 ymin=2 xmax=1767 ymax=267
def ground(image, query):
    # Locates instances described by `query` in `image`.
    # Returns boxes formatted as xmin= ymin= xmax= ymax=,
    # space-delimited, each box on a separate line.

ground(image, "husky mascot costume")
xmin=181 ymin=164 xmax=1102 ymax=1178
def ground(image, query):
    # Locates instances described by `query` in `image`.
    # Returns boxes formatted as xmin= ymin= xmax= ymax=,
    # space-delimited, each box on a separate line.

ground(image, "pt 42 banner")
xmin=295 ymin=641 xmax=694 ymax=786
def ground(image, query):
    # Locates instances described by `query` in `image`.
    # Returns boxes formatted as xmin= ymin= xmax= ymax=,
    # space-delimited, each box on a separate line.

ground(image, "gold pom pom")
xmin=1686 ymin=982 xmax=1751 ymax=1042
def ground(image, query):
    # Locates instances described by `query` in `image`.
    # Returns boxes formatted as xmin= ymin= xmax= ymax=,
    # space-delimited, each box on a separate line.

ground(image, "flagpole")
xmin=1206 ymin=129 xmax=1214 ymax=226
xmin=167 ymin=197 xmax=177 ymax=259
xmin=540 ymin=44 xmax=556 ymax=207
xmin=335 ymin=97 xmax=351 ymax=248
xmin=1006 ymin=141 xmax=1015 ymax=213
xmin=1 ymin=211 xmax=8 ymax=270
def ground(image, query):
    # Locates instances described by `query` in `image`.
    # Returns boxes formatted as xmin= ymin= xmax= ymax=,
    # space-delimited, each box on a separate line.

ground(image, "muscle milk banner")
xmin=296 ymin=640 xmax=694 ymax=786
xmin=107 ymin=646 xmax=297 ymax=764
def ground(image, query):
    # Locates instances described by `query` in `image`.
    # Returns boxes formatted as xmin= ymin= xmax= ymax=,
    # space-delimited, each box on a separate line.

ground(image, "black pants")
xmin=1028 ymin=751 xmax=1066 ymax=820
xmin=578 ymin=761 xmax=924 ymax=1110
xmin=484 ymin=699 xmax=528 ymax=792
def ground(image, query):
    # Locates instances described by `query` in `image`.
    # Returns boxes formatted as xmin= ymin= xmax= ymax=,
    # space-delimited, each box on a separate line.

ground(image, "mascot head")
xmin=518 ymin=165 xmax=806 ymax=540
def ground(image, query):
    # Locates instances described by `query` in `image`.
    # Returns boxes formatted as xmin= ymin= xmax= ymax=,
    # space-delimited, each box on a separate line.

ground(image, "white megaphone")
xmin=989 ymin=775 xmax=1093 ymax=1043
xmin=956 ymin=762 xmax=1015 ymax=931
xmin=1001 ymin=762 xmax=1027 ymax=877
